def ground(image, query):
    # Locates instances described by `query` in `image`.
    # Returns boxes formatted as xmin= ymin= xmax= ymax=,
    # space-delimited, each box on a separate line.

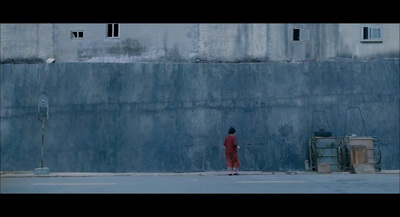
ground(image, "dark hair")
xmin=228 ymin=127 xmax=236 ymax=134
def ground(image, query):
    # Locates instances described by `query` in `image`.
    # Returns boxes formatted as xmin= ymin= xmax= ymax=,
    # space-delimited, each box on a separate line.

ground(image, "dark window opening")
xmin=107 ymin=23 xmax=119 ymax=38
xmin=114 ymin=24 xmax=119 ymax=36
xmin=107 ymin=24 xmax=113 ymax=37
xmin=363 ymin=27 xmax=369 ymax=40
xmin=71 ymin=31 xmax=84 ymax=39
xmin=362 ymin=26 xmax=382 ymax=41
xmin=293 ymin=29 xmax=300 ymax=41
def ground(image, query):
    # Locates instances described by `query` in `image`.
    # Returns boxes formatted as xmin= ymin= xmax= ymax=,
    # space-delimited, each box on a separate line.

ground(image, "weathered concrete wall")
xmin=1 ymin=61 xmax=399 ymax=172
xmin=0 ymin=24 xmax=54 ymax=61
xmin=2 ymin=24 xmax=399 ymax=63
xmin=52 ymin=24 xmax=199 ymax=63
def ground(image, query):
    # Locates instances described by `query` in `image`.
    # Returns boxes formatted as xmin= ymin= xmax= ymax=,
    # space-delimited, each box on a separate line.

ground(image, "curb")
xmin=1 ymin=170 xmax=398 ymax=178
xmin=0 ymin=170 xmax=310 ymax=178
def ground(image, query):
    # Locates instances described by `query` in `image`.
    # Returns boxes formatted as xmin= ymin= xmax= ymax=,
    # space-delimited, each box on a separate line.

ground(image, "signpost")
xmin=34 ymin=91 xmax=50 ymax=175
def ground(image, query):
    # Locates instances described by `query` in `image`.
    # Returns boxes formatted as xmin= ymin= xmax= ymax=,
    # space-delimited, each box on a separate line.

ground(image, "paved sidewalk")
xmin=2 ymin=169 xmax=399 ymax=194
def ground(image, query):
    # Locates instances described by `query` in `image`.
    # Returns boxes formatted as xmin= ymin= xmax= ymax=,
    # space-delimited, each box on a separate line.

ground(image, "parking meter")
xmin=38 ymin=92 xmax=49 ymax=122
xmin=37 ymin=92 xmax=49 ymax=169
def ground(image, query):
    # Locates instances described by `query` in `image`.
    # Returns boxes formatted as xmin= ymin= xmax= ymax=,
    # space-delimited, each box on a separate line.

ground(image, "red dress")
xmin=224 ymin=134 xmax=241 ymax=168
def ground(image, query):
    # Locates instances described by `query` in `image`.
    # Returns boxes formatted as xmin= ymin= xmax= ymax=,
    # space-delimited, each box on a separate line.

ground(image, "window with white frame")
xmin=361 ymin=26 xmax=382 ymax=42
xmin=293 ymin=28 xmax=309 ymax=41
xmin=107 ymin=23 xmax=120 ymax=38
xmin=71 ymin=30 xmax=84 ymax=39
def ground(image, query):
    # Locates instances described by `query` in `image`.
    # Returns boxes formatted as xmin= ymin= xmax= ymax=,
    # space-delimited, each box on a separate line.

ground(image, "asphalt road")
xmin=1 ymin=171 xmax=399 ymax=194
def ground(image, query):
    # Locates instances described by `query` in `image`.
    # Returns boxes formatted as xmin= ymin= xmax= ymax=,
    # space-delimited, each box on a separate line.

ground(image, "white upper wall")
xmin=1 ymin=23 xmax=399 ymax=63
xmin=338 ymin=23 xmax=400 ymax=60
xmin=0 ymin=23 xmax=54 ymax=61
xmin=52 ymin=23 xmax=198 ymax=62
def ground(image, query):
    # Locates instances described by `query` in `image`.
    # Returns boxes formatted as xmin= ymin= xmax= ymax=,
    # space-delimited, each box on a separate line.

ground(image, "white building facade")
xmin=1 ymin=23 xmax=399 ymax=63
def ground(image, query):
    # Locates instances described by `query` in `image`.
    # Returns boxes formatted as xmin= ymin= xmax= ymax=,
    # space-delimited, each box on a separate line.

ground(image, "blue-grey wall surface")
xmin=1 ymin=61 xmax=399 ymax=172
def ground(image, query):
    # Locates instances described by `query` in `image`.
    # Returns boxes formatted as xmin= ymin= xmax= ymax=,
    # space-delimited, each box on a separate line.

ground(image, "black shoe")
xmin=228 ymin=173 xmax=233 ymax=176
xmin=233 ymin=173 xmax=239 ymax=175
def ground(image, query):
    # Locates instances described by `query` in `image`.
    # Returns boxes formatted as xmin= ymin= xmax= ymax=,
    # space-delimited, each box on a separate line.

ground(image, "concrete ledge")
xmin=1 ymin=170 xmax=399 ymax=178
xmin=34 ymin=167 xmax=50 ymax=175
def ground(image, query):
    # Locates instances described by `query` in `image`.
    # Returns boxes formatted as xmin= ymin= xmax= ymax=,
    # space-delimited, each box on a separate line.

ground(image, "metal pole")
xmin=41 ymin=121 xmax=45 ymax=168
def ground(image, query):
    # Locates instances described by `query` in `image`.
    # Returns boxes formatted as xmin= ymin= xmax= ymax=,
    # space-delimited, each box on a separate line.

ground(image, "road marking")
xmin=33 ymin=183 xmax=117 ymax=186
xmin=237 ymin=181 xmax=306 ymax=183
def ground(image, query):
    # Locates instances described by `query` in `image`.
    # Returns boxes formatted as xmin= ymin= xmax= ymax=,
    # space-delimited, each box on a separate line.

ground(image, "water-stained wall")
xmin=2 ymin=24 xmax=399 ymax=63
xmin=1 ymin=61 xmax=399 ymax=172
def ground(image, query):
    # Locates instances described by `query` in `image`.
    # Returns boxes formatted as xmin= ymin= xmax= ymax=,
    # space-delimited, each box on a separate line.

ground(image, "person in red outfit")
xmin=224 ymin=127 xmax=241 ymax=175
